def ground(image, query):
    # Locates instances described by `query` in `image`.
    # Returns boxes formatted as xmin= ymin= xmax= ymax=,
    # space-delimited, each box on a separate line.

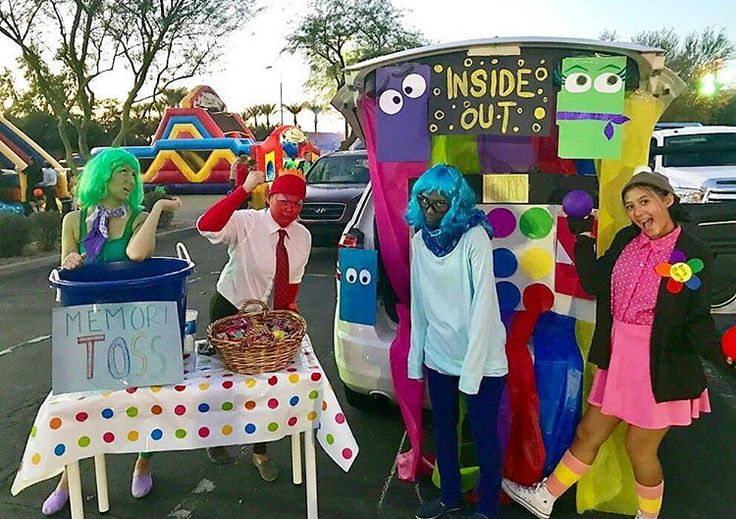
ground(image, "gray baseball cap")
xmin=622 ymin=167 xmax=675 ymax=198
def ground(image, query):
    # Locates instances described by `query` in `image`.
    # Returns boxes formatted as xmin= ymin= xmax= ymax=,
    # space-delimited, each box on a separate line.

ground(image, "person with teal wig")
xmin=406 ymin=164 xmax=507 ymax=519
xmin=44 ymin=148 xmax=181 ymax=516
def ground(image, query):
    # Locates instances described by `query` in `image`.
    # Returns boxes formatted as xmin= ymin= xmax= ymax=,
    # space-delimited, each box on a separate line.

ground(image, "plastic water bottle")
xmin=183 ymin=309 xmax=197 ymax=353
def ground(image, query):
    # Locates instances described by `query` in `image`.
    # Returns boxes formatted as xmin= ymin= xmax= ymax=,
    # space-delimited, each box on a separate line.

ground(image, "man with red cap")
xmin=197 ymin=168 xmax=311 ymax=479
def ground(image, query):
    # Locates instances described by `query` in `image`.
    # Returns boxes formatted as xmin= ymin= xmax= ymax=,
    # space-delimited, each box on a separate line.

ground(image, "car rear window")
xmin=307 ymin=155 xmax=369 ymax=184
xmin=663 ymin=133 xmax=736 ymax=167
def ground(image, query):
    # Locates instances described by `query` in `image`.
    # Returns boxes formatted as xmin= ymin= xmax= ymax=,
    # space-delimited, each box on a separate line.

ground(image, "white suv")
xmin=333 ymin=184 xmax=401 ymax=408
xmin=650 ymin=125 xmax=736 ymax=203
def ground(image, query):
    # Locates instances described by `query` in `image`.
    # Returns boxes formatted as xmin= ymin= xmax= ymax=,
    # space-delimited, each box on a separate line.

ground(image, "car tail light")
xmin=337 ymin=228 xmax=365 ymax=279
xmin=338 ymin=233 xmax=358 ymax=249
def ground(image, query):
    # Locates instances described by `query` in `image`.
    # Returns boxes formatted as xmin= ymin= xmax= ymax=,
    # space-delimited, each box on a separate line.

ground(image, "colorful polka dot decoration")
xmin=493 ymin=248 xmax=518 ymax=278
xmin=519 ymin=248 xmax=554 ymax=280
xmin=17 ymin=337 xmax=360 ymax=487
xmin=522 ymin=284 xmax=555 ymax=314
xmin=496 ymin=281 xmax=521 ymax=312
xmin=487 ymin=208 xmax=516 ymax=238
xmin=486 ymin=205 xmax=556 ymax=312
xmin=519 ymin=207 xmax=553 ymax=239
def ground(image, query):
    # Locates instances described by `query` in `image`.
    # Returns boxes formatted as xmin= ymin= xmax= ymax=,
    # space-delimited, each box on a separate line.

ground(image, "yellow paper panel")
xmin=482 ymin=174 xmax=529 ymax=203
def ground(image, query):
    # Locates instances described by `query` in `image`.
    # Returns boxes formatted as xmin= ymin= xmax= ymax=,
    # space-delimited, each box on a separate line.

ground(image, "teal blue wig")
xmin=75 ymin=149 xmax=144 ymax=210
xmin=406 ymin=164 xmax=480 ymax=236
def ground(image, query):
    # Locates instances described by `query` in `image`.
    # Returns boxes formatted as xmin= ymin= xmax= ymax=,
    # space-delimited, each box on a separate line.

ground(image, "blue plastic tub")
xmin=49 ymin=257 xmax=195 ymax=334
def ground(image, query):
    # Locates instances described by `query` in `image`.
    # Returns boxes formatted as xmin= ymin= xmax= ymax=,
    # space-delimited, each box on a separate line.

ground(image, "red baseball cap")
xmin=270 ymin=172 xmax=306 ymax=200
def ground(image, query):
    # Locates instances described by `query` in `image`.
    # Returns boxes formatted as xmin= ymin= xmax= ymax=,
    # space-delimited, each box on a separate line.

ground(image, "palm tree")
xmin=259 ymin=103 xmax=277 ymax=127
xmin=284 ymin=103 xmax=304 ymax=126
xmin=304 ymin=102 xmax=323 ymax=132
xmin=162 ymin=87 xmax=189 ymax=108
xmin=242 ymin=106 xmax=260 ymax=126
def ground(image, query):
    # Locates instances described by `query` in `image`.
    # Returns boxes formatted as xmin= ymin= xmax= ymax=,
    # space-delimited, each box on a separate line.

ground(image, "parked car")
xmin=298 ymin=149 xmax=369 ymax=246
xmin=650 ymin=126 xmax=736 ymax=203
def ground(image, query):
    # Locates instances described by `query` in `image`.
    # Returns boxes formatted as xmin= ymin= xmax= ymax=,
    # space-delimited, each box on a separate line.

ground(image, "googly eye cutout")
xmin=345 ymin=267 xmax=358 ymax=284
xmin=378 ymin=89 xmax=404 ymax=115
xmin=359 ymin=269 xmax=372 ymax=286
xmin=565 ymin=73 xmax=592 ymax=93
xmin=402 ymin=73 xmax=427 ymax=99
xmin=594 ymin=73 xmax=624 ymax=93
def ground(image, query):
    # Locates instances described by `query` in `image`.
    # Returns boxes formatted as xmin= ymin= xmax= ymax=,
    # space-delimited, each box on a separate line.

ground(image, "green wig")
xmin=75 ymin=148 xmax=144 ymax=210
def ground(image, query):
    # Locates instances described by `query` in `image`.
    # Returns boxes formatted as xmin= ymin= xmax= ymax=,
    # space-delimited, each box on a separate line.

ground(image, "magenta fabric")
xmin=611 ymin=227 xmax=680 ymax=325
xmin=360 ymin=96 xmax=431 ymax=481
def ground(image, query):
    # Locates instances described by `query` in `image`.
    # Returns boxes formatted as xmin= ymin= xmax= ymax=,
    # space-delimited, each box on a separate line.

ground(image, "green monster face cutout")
xmin=556 ymin=56 xmax=629 ymax=159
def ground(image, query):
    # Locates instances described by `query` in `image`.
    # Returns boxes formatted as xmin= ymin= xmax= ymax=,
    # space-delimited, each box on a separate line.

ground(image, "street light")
xmin=265 ymin=65 xmax=284 ymax=125
xmin=700 ymin=73 xmax=717 ymax=96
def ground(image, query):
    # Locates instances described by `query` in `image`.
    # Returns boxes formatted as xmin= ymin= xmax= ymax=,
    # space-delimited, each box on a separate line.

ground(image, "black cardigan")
xmin=574 ymin=225 xmax=721 ymax=403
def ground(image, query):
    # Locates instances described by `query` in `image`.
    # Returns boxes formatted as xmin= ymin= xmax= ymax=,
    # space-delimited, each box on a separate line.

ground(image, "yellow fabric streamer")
xmin=431 ymin=135 xmax=481 ymax=173
xmin=596 ymin=92 xmax=664 ymax=251
xmin=576 ymin=92 xmax=666 ymax=515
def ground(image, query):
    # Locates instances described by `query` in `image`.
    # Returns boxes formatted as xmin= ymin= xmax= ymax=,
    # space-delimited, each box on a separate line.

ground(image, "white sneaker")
xmin=501 ymin=478 xmax=555 ymax=519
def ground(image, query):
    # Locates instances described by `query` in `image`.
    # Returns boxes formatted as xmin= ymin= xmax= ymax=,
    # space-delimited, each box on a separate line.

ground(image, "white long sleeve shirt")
xmin=198 ymin=208 xmax=311 ymax=309
xmin=408 ymin=225 xmax=508 ymax=394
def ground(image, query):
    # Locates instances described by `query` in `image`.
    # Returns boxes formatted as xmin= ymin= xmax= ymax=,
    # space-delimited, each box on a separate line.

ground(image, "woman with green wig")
xmin=43 ymin=148 xmax=181 ymax=515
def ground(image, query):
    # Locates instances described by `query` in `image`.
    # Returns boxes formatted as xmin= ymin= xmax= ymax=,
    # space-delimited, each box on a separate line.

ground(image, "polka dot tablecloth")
xmin=12 ymin=335 xmax=358 ymax=495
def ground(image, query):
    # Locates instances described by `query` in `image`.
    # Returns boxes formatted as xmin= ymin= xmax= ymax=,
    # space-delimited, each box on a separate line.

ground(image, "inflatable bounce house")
xmin=95 ymin=86 xmax=320 ymax=194
xmin=0 ymin=112 xmax=70 ymax=214
xmin=333 ymin=37 xmax=686 ymax=515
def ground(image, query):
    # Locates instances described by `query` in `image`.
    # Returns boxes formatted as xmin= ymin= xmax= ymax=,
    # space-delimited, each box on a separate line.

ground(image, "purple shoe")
xmin=41 ymin=489 xmax=69 ymax=516
xmin=131 ymin=472 xmax=153 ymax=499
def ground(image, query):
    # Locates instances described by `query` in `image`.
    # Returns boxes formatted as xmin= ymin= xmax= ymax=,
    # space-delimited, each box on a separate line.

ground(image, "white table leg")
xmin=93 ymin=454 xmax=109 ymax=512
xmin=291 ymin=433 xmax=303 ymax=485
xmin=304 ymin=428 xmax=318 ymax=519
xmin=66 ymin=460 xmax=84 ymax=519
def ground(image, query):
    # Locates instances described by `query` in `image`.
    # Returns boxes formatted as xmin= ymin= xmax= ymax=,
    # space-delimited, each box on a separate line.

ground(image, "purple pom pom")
xmin=562 ymin=190 xmax=594 ymax=218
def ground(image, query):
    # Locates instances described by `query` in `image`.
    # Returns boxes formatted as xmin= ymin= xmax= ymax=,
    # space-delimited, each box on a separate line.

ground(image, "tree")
xmin=108 ymin=0 xmax=257 ymax=146
xmin=0 ymin=0 xmax=117 ymax=167
xmin=284 ymin=102 xmax=304 ymax=126
xmin=284 ymin=0 xmax=426 ymax=100
xmin=259 ymin=103 xmax=277 ymax=127
xmin=633 ymin=27 xmax=735 ymax=124
xmin=598 ymin=29 xmax=619 ymax=42
xmin=242 ymin=106 xmax=260 ymax=126
xmin=598 ymin=26 xmax=736 ymax=124
xmin=304 ymin=102 xmax=323 ymax=132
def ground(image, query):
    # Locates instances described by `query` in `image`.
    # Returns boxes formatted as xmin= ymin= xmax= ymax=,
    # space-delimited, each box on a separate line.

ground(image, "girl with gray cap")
xmin=502 ymin=166 xmax=724 ymax=519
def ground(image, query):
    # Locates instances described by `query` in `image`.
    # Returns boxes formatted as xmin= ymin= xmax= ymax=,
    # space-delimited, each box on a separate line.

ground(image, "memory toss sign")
xmin=52 ymin=301 xmax=184 ymax=394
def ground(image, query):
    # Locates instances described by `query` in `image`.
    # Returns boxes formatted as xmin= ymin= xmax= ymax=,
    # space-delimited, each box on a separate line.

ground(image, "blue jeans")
xmin=426 ymin=367 xmax=506 ymax=518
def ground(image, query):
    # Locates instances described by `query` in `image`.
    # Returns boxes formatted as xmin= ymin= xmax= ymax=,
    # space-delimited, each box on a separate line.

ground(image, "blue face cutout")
xmin=338 ymin=248 xmax=378 ymax=325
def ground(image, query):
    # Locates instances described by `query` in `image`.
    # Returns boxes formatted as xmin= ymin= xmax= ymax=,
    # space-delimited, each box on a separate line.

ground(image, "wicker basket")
xmin=207 ymin=299 xmax=307 ymax=374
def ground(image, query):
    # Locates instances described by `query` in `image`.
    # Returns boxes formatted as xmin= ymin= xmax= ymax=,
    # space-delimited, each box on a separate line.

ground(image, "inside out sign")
xmin=428 ymin=51 xmax=554 ymax=136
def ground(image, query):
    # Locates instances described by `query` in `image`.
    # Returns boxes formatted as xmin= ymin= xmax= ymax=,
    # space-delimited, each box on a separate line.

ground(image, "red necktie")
xmin=273 ymin=229 xmax=290 ymax=310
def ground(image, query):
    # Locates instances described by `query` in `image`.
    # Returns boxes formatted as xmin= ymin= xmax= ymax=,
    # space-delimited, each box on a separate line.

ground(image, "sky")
xmin=1 ymin=0 xmax=735 ymax=136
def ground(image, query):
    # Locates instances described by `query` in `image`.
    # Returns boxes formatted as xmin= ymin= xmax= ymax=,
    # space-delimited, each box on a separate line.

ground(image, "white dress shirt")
xmin=198 ymin=208 xmax=312 ymax=309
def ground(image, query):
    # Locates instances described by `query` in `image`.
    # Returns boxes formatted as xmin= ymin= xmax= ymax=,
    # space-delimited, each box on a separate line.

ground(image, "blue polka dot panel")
xmin=484 ymin=204 xmax=556 ymax=311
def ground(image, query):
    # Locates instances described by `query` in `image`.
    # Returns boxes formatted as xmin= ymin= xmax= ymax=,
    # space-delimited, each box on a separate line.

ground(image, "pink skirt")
xmin=588 ymin=319 xmax=710 ymax=429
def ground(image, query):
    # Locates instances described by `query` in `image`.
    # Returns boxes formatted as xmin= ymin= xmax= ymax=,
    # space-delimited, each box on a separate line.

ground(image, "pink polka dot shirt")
xmin=611 ymin=226 xmax=681 ymax=325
